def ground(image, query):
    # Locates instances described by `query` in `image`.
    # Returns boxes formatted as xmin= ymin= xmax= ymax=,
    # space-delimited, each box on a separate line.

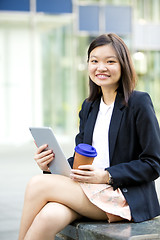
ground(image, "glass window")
xmin=135 ymin=51 xmax=160 ymax=122
xmin=40 ymin=19 xmax=77 ymax=135
xmin=0 ymin=13 xmax=77 ymax=144
xmin=134 ymin=0 xmax=160 ymax=23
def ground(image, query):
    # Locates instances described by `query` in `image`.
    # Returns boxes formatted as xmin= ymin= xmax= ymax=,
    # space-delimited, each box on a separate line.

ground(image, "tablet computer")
xmin=29 ymin=127 xmax=71 ymax=177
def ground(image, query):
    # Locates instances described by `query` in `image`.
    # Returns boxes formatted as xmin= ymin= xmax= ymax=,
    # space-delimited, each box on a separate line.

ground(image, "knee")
xmin=25 ymin=175 xmax=45 ymax=200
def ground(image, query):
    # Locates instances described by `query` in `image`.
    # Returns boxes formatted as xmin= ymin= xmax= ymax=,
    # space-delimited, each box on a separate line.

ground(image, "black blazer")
xmin=68 ymin=91 xmax=160 ymax=222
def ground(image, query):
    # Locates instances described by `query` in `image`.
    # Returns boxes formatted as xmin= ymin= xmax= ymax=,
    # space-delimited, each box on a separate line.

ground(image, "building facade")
xmin=0 ymin=0 xmax=160 ymax=144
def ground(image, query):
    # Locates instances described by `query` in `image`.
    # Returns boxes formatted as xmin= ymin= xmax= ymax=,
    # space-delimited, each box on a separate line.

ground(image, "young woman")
xmin=18 ymin=33 xmax=160 ymax=240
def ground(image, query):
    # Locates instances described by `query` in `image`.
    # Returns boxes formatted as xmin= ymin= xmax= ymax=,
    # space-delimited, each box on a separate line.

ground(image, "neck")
xmin=102 ymin=89 xmax=117 ymax=105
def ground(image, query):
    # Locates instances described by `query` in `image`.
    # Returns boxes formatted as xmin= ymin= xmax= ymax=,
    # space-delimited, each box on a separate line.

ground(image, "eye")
xmin=91 ymin=59 xmax=98 ymax=63
xmin=107 ymin=60 xmax=115 ymax=64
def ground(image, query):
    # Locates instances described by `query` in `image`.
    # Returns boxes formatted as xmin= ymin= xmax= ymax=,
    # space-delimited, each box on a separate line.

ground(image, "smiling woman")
xmin=18 ymin=33 xmax=160 ymax=240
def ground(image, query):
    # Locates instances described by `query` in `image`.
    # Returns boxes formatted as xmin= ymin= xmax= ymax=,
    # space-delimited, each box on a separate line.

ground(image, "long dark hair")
xmin=87 ymin=33 xmax=136 ymax=104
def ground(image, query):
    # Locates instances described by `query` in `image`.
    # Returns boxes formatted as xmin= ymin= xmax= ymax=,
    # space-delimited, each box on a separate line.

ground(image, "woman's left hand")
xmin=70 ymin=165 xmax=109 ymax=184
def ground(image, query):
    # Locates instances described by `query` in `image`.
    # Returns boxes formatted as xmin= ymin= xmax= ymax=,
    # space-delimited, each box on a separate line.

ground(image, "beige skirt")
xmin=80 ymin=183 xmax=132 ymax=223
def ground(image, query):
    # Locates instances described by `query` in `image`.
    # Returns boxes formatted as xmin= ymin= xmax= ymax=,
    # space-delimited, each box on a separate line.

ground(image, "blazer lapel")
xmin=83 ymin=98 xmax=100 ymax=145
xmin=109 ymin=93 xmax=126 ymax=163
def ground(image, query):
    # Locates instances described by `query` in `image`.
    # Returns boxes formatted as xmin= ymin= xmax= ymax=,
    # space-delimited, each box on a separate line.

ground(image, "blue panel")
xmin=37 ymin=0 xmax=72 ymax=14
xmin=79 ymin=5 xmax=99 ymax=33
xmin=105 ymin=6 xmax=132 ymax=35
xmin=0 ymin=0 xmax=30 ymax=11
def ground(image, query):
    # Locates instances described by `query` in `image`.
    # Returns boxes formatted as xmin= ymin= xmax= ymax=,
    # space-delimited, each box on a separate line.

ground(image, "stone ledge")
xmin=55 ymin=216 xmax=160 ymax=240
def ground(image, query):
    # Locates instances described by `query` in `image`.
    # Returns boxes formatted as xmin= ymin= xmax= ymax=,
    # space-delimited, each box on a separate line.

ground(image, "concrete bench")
xmin=55 ymin=216 xmax=160 ymax=240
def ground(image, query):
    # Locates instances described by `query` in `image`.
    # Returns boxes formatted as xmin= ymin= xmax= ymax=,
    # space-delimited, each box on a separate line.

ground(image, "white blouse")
xmin=92 ymin=98 xmax=114 ymax=169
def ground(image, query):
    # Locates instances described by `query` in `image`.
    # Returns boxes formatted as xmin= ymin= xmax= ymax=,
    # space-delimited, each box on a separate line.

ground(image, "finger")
xmin=71 ymin=169 xmax=94 ymax=177
xmin=36 ymin=144 xmax=48 ymax=154
xmin=71 ymin=165 xmax=93 ymax=174
xmin=34 ymin=149 xmax=54 ymax=160
xmin=70 ymin=173 xmax=92 ymax=183
xmin=39 ymin=150 xmax=54 ymax=160
xmin=37 ymin=156 xmax=54 ymax=171
xmin=78 ymin=165 xmax=94 ymax=171
xmin=35 ymin=152 xmax=54 ymax=163
xmin=40 ymin=157 xmax=53 ymax=167
xmin=70 ymin=173 xmax=87 ymax=181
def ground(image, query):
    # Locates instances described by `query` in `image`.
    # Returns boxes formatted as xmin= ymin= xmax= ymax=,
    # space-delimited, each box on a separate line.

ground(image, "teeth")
xmin=97 ymin=74 xmax=109 ymax=78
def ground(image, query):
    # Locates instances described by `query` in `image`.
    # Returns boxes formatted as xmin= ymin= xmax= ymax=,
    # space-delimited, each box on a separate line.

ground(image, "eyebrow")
xmin=89 ymin=55 xmax=117 ymax=59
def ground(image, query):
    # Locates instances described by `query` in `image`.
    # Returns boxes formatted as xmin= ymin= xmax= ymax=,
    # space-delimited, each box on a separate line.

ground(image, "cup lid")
xmin=75 ymin=143 xmax=97 ymax=157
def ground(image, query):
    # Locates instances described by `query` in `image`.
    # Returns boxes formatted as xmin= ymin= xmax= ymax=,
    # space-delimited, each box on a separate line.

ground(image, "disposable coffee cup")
xmin=73 ymin=143 xmax=97 ymax=169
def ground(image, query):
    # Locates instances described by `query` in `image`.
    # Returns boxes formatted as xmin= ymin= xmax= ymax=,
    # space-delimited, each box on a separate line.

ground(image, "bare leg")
xmin=18 ymin=174 xmax=108 ymax=240
xmin=24 ymin=202 xmax=81 ymax=240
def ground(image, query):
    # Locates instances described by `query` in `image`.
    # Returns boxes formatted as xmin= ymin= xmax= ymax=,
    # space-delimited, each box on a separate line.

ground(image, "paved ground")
xmin=0 ymin=138 xmax=74 ymax=240
xmin=0 ymin=143 xmax=39 ymax=240
xmin=0 ymin=141 xmax=160 ymax=240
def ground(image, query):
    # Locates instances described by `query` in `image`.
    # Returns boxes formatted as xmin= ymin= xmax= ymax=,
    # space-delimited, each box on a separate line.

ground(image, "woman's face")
xmin=88 ymin=44 xmax=121 ymax=92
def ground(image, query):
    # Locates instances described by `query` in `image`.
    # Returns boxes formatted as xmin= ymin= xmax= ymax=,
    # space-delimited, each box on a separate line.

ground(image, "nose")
xmin=97 ymin=62 xmax=107 ymax=71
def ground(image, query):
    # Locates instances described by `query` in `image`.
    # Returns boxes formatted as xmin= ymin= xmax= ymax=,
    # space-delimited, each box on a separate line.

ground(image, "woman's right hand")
xmin=34 ymin=144 xmax=55 ymax=172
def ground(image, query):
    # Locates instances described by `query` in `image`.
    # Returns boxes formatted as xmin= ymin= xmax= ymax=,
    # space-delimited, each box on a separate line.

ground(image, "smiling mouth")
xmin=96 ymin=74 xmax=110 ymax=79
